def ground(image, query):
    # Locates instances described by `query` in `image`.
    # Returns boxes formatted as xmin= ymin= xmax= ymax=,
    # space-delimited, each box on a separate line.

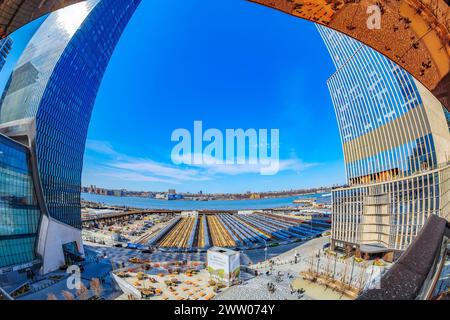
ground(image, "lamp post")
xmin=264 ymin=239 xmax=268 ymax=262
xmin=349 ymin=257 xmax=356 ymax=287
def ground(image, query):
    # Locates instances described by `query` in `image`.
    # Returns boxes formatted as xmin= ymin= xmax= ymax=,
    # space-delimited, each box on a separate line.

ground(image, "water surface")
xmin=82 ymin=193 xmax=330 ymax=210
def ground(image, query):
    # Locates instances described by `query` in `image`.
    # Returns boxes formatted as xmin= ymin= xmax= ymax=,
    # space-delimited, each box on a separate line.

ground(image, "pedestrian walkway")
xmin=86 ymin=245 xmax=207 ymax=270
xmin=216 ymin=270 xmax=312 ymax=300
xmin=291 ymin=277 xmax=351 ymax=300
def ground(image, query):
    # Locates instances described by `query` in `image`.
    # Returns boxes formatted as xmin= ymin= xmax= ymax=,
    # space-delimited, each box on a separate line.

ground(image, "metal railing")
xmin=0 ymin=286 xmax=13 ymax=300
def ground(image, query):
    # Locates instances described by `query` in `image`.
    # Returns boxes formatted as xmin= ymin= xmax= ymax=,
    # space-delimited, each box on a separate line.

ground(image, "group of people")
xmin=289 ymin=283 xmax=306 ymax=298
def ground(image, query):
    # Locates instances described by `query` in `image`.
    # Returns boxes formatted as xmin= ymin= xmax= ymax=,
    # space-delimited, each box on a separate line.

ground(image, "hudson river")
xmin=82 ymin=193 xmax=331 ymax=211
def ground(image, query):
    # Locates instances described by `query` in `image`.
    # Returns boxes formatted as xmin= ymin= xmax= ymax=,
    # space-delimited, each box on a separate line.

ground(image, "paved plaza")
xmin=86 ymin=244 xmax=207 ymax=269
xmin=218 ymin=236 xmax=389 ymax=300
xmin=16 ymin=250 xmax=118 ymax=300
xmin=217 ymin=269 xmax=311 ymax=300
xmin=216 ymin=237 xmax=329 ymax=300
xmin=8 ymin=236 xmax=385 ymax=300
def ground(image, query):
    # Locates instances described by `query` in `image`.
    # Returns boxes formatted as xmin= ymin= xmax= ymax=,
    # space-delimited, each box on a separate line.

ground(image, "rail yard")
xmin=148 ymin=212 xmax=330 ymax=252
xmin=82 ymin=202 xmax=331 ymax=252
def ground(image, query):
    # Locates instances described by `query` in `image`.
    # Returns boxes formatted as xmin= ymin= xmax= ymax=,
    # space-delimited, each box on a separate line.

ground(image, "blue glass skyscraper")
xmin=0 ymin=0 xmax=140 ymax=276
xmin=0 ymin=134 xmax=41 ymax=269
xmin=317 ymin=26 xmax=450 ymax=259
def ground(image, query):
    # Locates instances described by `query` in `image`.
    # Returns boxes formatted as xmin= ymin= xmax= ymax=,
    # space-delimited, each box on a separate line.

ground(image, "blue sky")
xmin=1 ymin=0 xmax=346 ymax=193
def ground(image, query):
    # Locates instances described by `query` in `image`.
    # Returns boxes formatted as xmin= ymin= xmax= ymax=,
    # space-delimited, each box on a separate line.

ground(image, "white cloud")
xmin=98 ymin=172 xmax=178 ymax=184
xmin=111 ymin=160 xmax=211 ymax=182
xmin=171 ymin=153 xmax=318 ymax=176
xmin=85 ymin=140 xmax=318 ymax=183
xmin=86 ymin=140 xmax=120 ymax=157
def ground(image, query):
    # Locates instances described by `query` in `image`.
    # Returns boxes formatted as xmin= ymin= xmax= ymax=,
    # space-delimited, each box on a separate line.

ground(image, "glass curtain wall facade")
xmin=332 ymin=170 xmax=446 ymax=251
xmin=0 ymin=37 xmax=12 ymax=72
xmin=317 ymin=26 xmax=450 ymax=258
xmin=0 ymin=0 xmax=141 ymax=229
xmin=0 ymin=0 xmax=140 ymax=274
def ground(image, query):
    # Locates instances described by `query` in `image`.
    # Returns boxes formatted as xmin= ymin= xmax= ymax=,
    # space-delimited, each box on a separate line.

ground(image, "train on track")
xmin=147 ymin=213 xmax=331 ymax=252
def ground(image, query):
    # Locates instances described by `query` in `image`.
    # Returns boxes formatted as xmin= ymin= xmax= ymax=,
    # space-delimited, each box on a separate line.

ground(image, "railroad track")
xmin=207 ymin=215 xmax=235 ymax=247
xmin=159 ymin=217 xmax=196 ymax=248
xmin=197 ymin=215 xmax=205 ymax=248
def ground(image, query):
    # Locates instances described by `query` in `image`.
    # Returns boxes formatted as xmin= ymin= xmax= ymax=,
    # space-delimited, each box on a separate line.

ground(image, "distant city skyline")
xmin=82 ymin=183 xmax=331 ymax=195
xmin=0 ymin=0 xmax=346 ymax=194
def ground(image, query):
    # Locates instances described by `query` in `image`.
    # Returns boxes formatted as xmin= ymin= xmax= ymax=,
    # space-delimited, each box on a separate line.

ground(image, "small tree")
xmin=77 ymin=283 xmax=89 ymax=300
xmin=62 ymin=291 xmax=75 ymax=301
xmin=47 ymin=294 xmax=58 ymax=301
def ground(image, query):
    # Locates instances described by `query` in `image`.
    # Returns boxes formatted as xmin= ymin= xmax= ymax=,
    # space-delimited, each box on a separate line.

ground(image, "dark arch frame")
xmin=0 ymin=0 xmax=448 ymax=278
xmin=1 ymin=0 xmax=449 ymax=109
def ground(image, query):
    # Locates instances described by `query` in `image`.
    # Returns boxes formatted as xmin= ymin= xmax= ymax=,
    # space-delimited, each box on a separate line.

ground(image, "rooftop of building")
xmin=207 ymin=247 xmax=240 ymax=257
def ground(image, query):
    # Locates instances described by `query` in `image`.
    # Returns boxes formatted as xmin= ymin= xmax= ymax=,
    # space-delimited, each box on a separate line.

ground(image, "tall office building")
xmin=317 ymin=26 xmax=450 ymax=261
xmin=0 ymin=0 xmax=140 ymax=280
xmin=0 ymin=37 xmax=12 ymax=72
